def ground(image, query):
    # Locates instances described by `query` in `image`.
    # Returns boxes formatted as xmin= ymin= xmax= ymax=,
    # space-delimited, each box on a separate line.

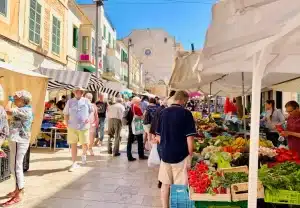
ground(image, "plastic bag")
xmin=148 ymin=144 xmax=161 ymax=167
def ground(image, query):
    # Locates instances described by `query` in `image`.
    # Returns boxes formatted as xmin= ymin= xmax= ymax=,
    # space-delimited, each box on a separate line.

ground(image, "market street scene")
xmin=1 ymin=0 xmax=300 ymax=208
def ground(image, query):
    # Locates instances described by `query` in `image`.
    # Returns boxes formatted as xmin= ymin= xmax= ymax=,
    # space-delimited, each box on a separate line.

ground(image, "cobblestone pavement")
xmin=0 ymin=132 xmax=162 ymax=208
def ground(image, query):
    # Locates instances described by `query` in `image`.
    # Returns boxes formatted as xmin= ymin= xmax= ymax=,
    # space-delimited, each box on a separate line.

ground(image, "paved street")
xmin=0 ymin=136 xmax=162 ymax=208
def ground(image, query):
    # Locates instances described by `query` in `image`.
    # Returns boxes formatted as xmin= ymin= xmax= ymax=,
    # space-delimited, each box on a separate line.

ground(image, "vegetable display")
xmin=275 ymin=148 xmax=300 ymax=163
xmin=188 ymin=162 xmax=227 ymax=194
xmin=259 ymin=162 xmax=300 ymax=192
xmin=222 ymin=172 xmax=248 ymax=188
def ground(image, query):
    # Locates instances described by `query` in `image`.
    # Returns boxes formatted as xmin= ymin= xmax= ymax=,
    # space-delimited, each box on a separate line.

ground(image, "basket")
xmin=264 ymin=189 xmax=300 ymax=205
xmin=0 ymin=148 xmax=11 ymax=183
xmin=170 ymin=185 xmax=194 ymax=208
xmin=23 ymin=147 xmax=30 ymax=172
xmin=220 ymin=166 xmax=264 ymax=202
xmin=195 ymin=200 xmax=248 ymax=208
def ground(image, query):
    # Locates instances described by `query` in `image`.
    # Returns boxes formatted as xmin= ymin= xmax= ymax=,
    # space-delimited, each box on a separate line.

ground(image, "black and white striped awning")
xmin=87 ymin=73 xmax=104 ymax=91
xmin=47 ymin=81 xmax=75 ymax=91
xmin=99 ymin=87 xmax=120 ymax=97
xmin=35 ymin=68 xmax=103 ymax=91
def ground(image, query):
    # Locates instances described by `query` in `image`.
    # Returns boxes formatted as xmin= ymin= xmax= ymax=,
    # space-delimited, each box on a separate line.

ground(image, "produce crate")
xmin=23 ymin=147 xmax=30 ymax=172
xmin=170 ymin=185 xmax=194 ymax=208
xmin=189 ymin=186 xmax=231 ymax=202
xmin=264 ymin=189 xmax=300 ymax=205
xmin=195 ymin=200 xmax=248 ymax=208
xmin=220 ymin=166 xmax=264 ymax=202
xmin=0 ymin=148 xmax=11 ymax=183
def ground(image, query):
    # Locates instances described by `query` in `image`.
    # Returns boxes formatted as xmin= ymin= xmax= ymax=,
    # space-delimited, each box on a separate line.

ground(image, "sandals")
xmin=88 ymin=148 xmax=95 ymax=156
xmin=5 ymin=191 xmax=16 ymax=198
xmin=1 ymin=196 xmax=21 ymax=207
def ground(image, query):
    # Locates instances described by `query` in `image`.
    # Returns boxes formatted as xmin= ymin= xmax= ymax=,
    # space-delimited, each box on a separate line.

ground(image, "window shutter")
xmin=0 ymin=0 xmax=7 ymax=16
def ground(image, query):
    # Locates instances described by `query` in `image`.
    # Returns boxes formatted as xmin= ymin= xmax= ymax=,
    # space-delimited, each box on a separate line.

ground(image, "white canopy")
xmin=169 ymin=51 xmax=221 ymax=91
xmin=198 ymin=1 xmax=300 ymax=207
xmin=272 ymin=78 xmax=300 ymax=92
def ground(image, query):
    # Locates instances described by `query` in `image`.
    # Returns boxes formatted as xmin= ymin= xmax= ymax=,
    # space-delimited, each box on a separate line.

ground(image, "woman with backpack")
xmin=143 ymin=98 xmax=158 ymax=150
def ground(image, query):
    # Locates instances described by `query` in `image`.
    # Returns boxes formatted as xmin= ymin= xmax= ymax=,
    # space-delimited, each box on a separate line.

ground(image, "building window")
xmin=121 ymin=49 xmax=128 ymax=62
xmin=92 ymin=38 xmax=95 ymax=57
xmin=52 ymin=16 xmax=61 ymax=54
xmin=113 ymin=39 xmax=115 ymax=49
xmin=82 ymin=36 xmax=89 ymax=54
xmin=29 ymin=0 xmax=42 ymax=44
xmin=164 ymin=37 xmax=168 ymax=43
xmin=108 ymin=32 xmax=111 ymax=46
xmin=72 ymin=26 xmax=79 ymax=48
xmin=0 ymin=0 xmax=7 ymax=17
xmin=103 ymin=25 xmax=106 ymax=39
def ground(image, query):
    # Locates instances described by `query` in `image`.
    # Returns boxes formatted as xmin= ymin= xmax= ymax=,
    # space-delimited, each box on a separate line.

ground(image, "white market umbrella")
xmin=199 ymin=1 xmax=300 ymax=207
xmin=169 ymin=51 xmax=221 ymax=90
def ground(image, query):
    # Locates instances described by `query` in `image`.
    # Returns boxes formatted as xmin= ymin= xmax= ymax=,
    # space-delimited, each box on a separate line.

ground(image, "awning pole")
xmin=208 ymin=82 xmax=212 ymax=114
xmin=242 ymin=72 xmax=246 ymax=132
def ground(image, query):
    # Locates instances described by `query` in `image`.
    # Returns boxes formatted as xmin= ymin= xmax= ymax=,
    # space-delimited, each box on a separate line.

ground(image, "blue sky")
xmin=76 ymin=0 xmax=215 ymax=50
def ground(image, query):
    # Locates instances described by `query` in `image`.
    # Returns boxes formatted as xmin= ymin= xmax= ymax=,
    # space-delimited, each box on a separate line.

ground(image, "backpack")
xmin=122 ymin=106 xmax=133 ymax=125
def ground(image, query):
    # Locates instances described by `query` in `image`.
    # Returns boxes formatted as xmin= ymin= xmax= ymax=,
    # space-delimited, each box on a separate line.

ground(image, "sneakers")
xmin=81 ymin=155 xmax=87 ymax=165
xmin=69 ymin=163 xmax=80 ymax=172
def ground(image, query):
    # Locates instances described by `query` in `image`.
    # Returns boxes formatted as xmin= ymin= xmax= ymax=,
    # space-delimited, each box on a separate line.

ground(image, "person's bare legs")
xmin=161 ymin=184 xmax=170 ymax=208
xmin=82 ymin=144 xmax=88 ymax=156
xmin=89 ymin=131 xmax=95 ymax=156
xmin=71 ymin=143 xmax=77 ymax=163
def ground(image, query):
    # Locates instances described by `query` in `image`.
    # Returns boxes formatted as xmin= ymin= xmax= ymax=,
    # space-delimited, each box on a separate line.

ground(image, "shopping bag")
xmin=132 ymin=116 xmax=144 ymax=135
xmin=148 ymin=144 xmax=161 ymax=167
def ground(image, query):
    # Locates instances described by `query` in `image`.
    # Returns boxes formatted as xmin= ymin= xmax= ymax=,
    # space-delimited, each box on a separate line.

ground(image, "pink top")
xmin=89 ymin=104 xmax=99 ymax=128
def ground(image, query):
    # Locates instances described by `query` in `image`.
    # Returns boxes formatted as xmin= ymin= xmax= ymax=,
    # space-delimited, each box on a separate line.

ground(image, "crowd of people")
xmin=3 ymin=86 xmax=300 ymax=208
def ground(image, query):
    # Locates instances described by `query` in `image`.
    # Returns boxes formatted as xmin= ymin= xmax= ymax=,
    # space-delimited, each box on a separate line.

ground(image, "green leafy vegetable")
xmin=258 ymin=162 xmax=300 ymax=192
xmin=223 ymin=172 xmax=248 ymax=188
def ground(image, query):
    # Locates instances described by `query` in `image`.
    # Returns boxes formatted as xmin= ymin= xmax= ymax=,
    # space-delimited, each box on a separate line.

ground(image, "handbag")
xmin=131 ymin=106 xmax=144 ymax=135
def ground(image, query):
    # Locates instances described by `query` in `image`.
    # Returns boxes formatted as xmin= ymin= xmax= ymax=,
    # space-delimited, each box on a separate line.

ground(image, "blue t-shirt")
xmin=156 ymin=104 xmax=196 ymax=164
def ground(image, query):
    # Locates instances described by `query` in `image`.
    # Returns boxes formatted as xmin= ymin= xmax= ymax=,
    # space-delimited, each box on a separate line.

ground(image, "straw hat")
xmin=73 ymin=87 xmax=86 ymax=92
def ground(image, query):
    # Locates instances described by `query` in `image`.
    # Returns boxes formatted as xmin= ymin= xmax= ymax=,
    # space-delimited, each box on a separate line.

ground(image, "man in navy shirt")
xmin=155 ymin=91 xmax=196 ymax=208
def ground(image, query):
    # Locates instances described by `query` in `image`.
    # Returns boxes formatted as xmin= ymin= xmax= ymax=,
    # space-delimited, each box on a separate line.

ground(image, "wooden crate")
xmin=231 ymin=181 xmax=264 ymax=202
xmin=220 ymin=166 xmax=264 ymax=201
xmin=189 ymin=186 xmax=231 ymax=202
xmin=220 ymin=166 xmax=249 ymax=173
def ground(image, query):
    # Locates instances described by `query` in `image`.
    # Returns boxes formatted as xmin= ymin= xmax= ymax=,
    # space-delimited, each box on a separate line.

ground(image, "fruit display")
xmin=55 ymin=121 xmax=67 ymax=129
xmin=258 ymin=138 xmax=274 ymax=148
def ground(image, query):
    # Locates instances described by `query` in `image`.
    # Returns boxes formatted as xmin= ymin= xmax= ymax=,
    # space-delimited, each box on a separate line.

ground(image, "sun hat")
xmin=15 ymin=90 xmax=32 ymax=101
xmin=73 ymin=87 xmax=86 ymax=92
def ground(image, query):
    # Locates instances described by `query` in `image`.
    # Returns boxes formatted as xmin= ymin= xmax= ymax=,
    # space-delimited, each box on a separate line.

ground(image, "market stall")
xmin=167 ymin=1 xmax=300 ymax=207
xmin=33 ymin=68 xmax=105 ymax=150
xmin=0 ymin=62 xmax=48 ymax=181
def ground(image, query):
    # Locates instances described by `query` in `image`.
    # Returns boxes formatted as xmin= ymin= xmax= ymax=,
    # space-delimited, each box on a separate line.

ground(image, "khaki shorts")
xmin=67 ymin=128 xmax=89 ymax=145
xmin=158 ymin=156 xmax=191 ymax=185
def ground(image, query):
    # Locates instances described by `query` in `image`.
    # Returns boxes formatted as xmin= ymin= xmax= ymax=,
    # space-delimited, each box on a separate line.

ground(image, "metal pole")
xmin=127 ymin=40 xmax=130 ymax=89
xmin=95 ymin=1 xmax=100 ymax=79
xmin=242 ymin=72 xmax=247 ymax=132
